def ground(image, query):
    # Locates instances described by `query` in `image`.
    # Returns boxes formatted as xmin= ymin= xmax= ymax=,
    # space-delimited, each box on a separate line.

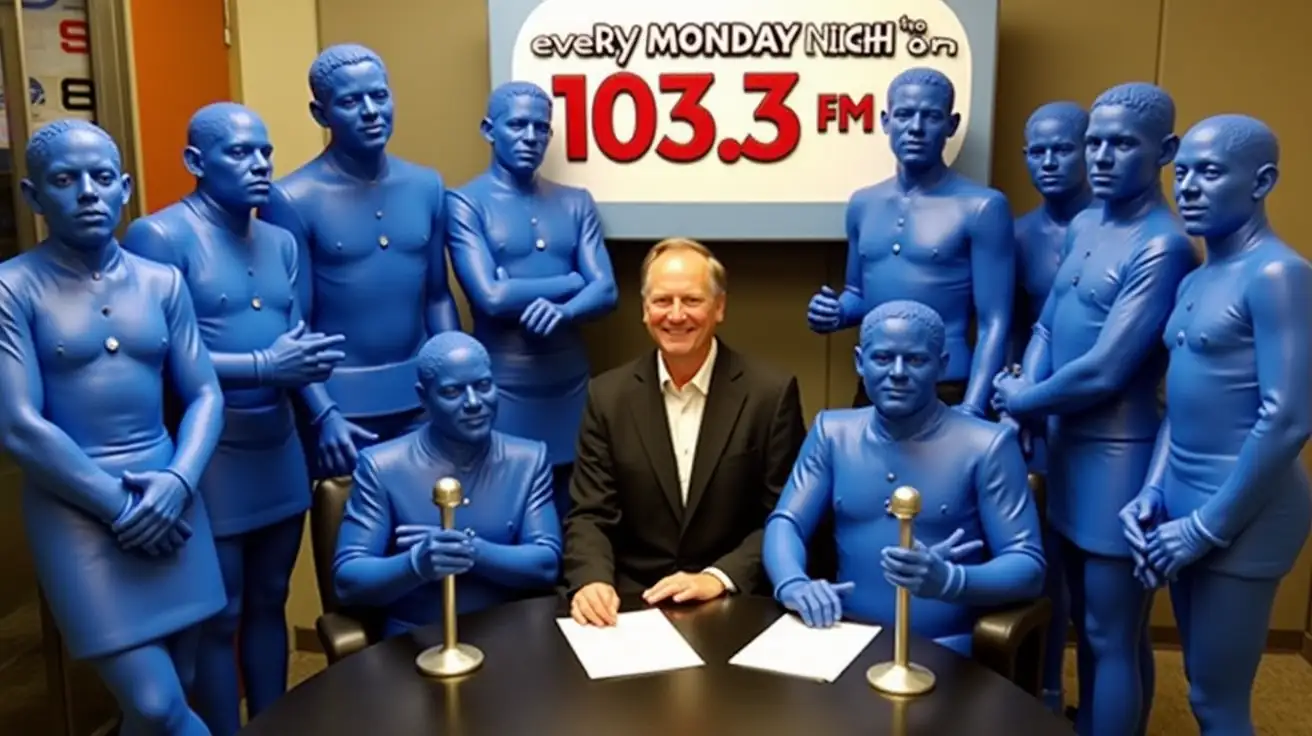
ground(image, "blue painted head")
xmin=20 ymin=119 xmax=132 ymax=251
xmin=880 ymin=67 xmax=959 ymax=169
xmin=415 ymin=332 xmax=498 ymax=446
xmin=482 ymin=81 xmax=552 ymax=179
xmin=1086 ymin=82 xmax=1178 ymax=202
xmin=1173 ymin=114 xmax=1279 ymax=239
xmin=184 ymin=102 xmax=273 ymax=211
xmin=1025 ymin=101 xmax=1089 ymax=199
xmin=855 ymin=300 xmax=949 ymax=419
xmin=308 ymin=44 xmax=393 ymax=155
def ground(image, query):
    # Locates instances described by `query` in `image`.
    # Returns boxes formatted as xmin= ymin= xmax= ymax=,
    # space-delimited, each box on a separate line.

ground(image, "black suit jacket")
xmin=563 ymin=342 xmax=806 ymax=596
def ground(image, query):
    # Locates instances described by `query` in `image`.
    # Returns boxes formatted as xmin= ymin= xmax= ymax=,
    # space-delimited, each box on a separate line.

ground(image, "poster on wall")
xmin=0 ymin=0 xmax=96 ymax=163
xmin=487 ymin=0 xmax=999 ymax=240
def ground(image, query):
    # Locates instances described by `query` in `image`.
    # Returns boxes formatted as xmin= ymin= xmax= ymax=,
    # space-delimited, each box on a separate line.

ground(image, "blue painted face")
xmin=22 ymin=127 xmax=131 ymax=251
xmin=1025 ymin=115 xmax=1086 ymax=199
xmin=484 ymin=94 xmax=552 ymax=177
xmin=1173 ymin=120 xmax=1266 ymax=239
xmin=314 ymin=60 xmax=393 ymax=153
xmin=880 ymin=83 xmax=958 ymax=167
xmin=418 ymin=346 xmax=499 ymax=446
xmin=1085 ymin=104 xmax=1164 ymax=202
xmin=855 ymin=317 xmax=947 ymax=419
xmin=193 ymin=110 xmax=273 ymax=210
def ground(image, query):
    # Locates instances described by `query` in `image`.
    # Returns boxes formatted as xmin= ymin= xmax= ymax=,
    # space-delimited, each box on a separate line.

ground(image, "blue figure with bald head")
xmin=258 ymin=43 xmax=461 ymax=481
xmin=0 ymin=119 xmax=226 ymax=735
xmin=447 ymin=80 xmax=618 ymax=522
xmin=993 ymin=82 xmax=1200 ymax=736
xmin=763 ymin=300 xmax=1044 ymax=656
xmin=1120 ymin=114 xmax=1311 ymax=736
xmin=333 ymin=331 xmax=563 ymax=636
xmin=1014 ymin=99 xmax=1096 ymax=714
xmin=123 ymin=101 xmax=351 ymax=735
xmin=807 ymin=67 xmax=1014 ymax=418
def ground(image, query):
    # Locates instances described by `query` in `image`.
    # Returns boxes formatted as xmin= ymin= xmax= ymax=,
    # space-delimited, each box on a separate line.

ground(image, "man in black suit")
xmin=564 ymin=238 xmax=807 ymax=626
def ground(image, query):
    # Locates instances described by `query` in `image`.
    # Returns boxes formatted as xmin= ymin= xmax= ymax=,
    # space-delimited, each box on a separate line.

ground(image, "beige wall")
xmin=227 ymin=0 xmax=1312 ymax=637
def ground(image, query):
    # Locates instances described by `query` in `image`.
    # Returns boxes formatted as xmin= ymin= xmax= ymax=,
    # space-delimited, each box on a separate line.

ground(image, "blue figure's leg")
xmin=1137 ymin=611 xmax=1155 ymax=736
xmin=1063 ymin=549 xmax=1094 ymax=735
xmin=1171 ymin=567 xmax=1278 ymax=736
xmin=166 ymin=625 xmax=202 ymax=694
xmin=92 ymin=640 xmax=210 ymax=736
xmin=1040 ymin=523 xmax=1068 ymax=713
xmin=239 ymin=514 xmax=304 ymax=720
xmin=1065 ymin=539 xmax=1153 ymax=736
xmin=552 ymin=463 xmax=573 ymax=527
xmin=194 ymin=535 xmax=246 ymax=735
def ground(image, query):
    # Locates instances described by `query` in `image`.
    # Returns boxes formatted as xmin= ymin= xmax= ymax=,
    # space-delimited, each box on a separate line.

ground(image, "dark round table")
xmin=241 ymin=595 xmax=1074 ymax=735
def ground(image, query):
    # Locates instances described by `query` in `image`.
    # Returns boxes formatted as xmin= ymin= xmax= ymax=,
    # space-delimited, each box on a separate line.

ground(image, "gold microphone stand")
xmin=867 ymin=485 xmax=936 ymax=696
xmin=415 ymin=477 xmax=485 ymax=678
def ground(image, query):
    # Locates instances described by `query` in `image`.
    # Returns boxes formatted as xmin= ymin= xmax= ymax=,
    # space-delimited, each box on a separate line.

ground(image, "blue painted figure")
xmin=1121 ymin=115 xmax=1311 ymax=736
xmin=258 ymin=43 xmax=461 ymax=477
xmin=993 ymin=83 xmax=1199 ymax=736
xmin=807 ymin=67 xmax=1014 ymax=417
xmin=0 ymin=120 xmax=225 ymax=735
xmin=447 ymin=81 xmax=618 ymax=521
xmin=332 ymin=331 xmax=562 ymax=636
xmin=123 ymin=103 xmax=348 ymax=735
xmin=763 ymin=300 xmax=1044 ymax=656
xmin=1013 ymin=100 xmax=1095 ymax=714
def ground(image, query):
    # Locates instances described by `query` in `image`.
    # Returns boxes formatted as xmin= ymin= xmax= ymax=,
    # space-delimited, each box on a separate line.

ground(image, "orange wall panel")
xmin=130 ymin=0 xmax=231 ymax=213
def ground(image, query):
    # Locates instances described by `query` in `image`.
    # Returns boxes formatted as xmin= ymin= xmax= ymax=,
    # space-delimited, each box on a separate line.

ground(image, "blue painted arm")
xmin=445 ymin=191 xmax=585 ymax=319
xmin=0 ymin=282 xmax=129 ymax=523
xmin=1009 ymin=235 xmax=1195 ymax=417
xmin=470 ymin=449 xmax=562 ymax=588
xmin=1019 ymin=282 xmax=1058 ymax=384
xmin=425 ymin=181 xmax=461 ymax=335
xmin=258 ymin=184 xmax=314 ymax=321
xmin=332 ymin=456 xmax=421 ymax=606
xmin=283 ymin=233 xmax=337 ymax=423
xmin=1195 ymin=261 xmax=1312 ymax=543
xmin=160 ymin=267 xmax=225 ymax=495
xmin=836 ymin=198 xmax=867 ymax=328
xmin=559 ymin=191 xmax=618 ymax=323
xmin=962 ymin=195 xmax=1016 ymax=415
xmin=1140 ymin=418 xmax=1171 ymax=496
xmin=945 ymin=427 xmax=1045 ymax=604
xmin=762 ymin=418 xmax=833 ymax=597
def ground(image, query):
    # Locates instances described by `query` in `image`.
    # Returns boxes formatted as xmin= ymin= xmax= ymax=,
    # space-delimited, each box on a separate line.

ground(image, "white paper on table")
xmin=728 ymin=613 xmax=882 ymax=682
xmin=555 ymin=608 xmax=705 ymax=680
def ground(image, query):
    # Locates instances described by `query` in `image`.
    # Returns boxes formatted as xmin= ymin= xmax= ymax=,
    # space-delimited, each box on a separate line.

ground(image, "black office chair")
xmin=310 ymin=477 xmax=385 ymax=664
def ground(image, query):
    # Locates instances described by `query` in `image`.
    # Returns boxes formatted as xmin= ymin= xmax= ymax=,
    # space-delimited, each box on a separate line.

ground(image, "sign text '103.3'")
xmin=551 ymin=72 xmax=877 ymax=166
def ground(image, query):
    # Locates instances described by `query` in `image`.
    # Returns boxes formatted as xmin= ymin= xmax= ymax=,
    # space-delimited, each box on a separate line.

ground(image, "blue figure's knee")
xmin=126 ymin=683 xmax=192 ymax=734
xmin=1080 ymin=555 xmax=1148 ymax=656
xmin=95 ymin=647 xmax=194 ymax=736
xmin=204 ymin=577 xmax=244 ymax=641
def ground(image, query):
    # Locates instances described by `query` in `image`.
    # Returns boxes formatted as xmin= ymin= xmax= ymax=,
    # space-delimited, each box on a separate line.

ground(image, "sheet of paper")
xmin=556 ymin=608 xmax=705 ymax=680
xmin=729 ymin=613 xmax=882 ymax=682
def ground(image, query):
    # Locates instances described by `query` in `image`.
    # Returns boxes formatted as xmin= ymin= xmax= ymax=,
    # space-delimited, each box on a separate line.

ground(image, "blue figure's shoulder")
xmin=270 ymin=154 xmax=333 ymax=205
xmin=492 ymin=430 xmax=550 ymax=468
xmin=1248 ymin=237 xmax=1312 ymax=286
xmin=122 ymin=202 xmax=196 ymax=265
xmin=385 ymin=154 xmax=445 ymax=193
xmin=847 ymin=178 xmax=897 ymax=209
xmin=0 ymin=248 xmax=44 ymax=300
xmin=358 ymin=430 xmax=418 ymax=470
xmin=940 ymin=407 xmax=1019 ymax=455
xmin=945 ymin=171 xmax=1007 ymax=203
xmin=812 ymin=407 xmax=871 ymax=439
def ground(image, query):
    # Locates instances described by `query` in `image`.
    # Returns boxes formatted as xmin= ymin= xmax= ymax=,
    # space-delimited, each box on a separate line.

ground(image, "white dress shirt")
xmin=656 ymin=339 xmax=736 ymax=592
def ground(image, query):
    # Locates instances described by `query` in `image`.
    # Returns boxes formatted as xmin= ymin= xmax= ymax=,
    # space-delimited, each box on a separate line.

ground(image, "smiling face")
xmin=312 ymin=60 xmax=394 ymax=154
xmin=641 ymin=248 xmax=725 ymax=362
xmin=417 ymin=343 xmax=499 ymax=446
xmin=855 ymin=315 xmax=948 ymax=419
xmin=22 ymin=125 xmax=132 ymax=251
xmin=1173 ymin=117 xmax=1275 ymax=239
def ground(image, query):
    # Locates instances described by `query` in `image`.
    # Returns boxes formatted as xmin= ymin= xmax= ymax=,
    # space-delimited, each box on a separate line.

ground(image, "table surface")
xmin=241 ymin=594 xmax=1074 ymax=736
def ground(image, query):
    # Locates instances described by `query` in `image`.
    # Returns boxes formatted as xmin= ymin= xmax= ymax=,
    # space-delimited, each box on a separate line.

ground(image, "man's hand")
xmin=571 ymin=582 xmax=620 ymax=626
xmin=641 ymin=571 xmax=726 ymax=606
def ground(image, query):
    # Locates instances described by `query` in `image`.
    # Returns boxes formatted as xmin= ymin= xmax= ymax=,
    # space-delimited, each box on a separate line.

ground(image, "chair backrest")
xmin=310 ymin=477 xmax=385 ymax=637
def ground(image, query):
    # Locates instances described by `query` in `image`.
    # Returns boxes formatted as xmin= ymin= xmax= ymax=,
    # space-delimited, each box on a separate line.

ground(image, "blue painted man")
xmin=447 ymin=80 xmax=618 ymax=520
xmin=993 ymin=82 xmax=1199 ymax=736
xmin=1121 ymin=114 xmax=1311 ymax=736
xmin=1012 ymin=100 xmax=1095 ymax=714
xmin=333 ymin=331 xmax=562 ymax=636
xmin=763 ymin=300 xmax=1044 ymax=656
xmin=259 ymin=43 xmax=461 ymax=478
xmin=123 ymin=102 xmax=349 ymax=735
xmin=807 ymin=67 xmax=1014 ymax=417
xmin=0 ymin=120 xmax=226 ymax=735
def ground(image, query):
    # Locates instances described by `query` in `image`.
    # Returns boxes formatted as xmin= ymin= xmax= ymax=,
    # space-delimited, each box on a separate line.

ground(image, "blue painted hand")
xmin=779 ymin=579 xmax=855 ymax=628
xmin=880 ymin=527 xmax=982 ymax=598
xmin=1145 ymin=515 xmax=1216 ymax=581
xmin=1119 ymin=490 xmax=1166 ymax=588
xmin=806 ymin=284 xmax=843 ymax=333
xmin=113 ymin=470 xmax=192 ymax=556
xmin=402 ymin=526 xmax=476 ymax=582
xmin=314 ymin=410 xmax=379 ymax=479
xmin=520 ymin=297 xmax=567 ymax=337
xmin=258 ymin=321 xmax=347 ymax=387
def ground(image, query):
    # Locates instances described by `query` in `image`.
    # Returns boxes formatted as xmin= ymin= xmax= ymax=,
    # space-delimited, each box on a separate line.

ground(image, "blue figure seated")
xmin=1121 ymin=114 xmax=1311 ymax=736
xmin=258 ymin=43 xmax=461 ymax=477
xmin=763 ymin=300 xmax=1044 ymax=657
xmin=0 ymin=120 xmax=225 ymax=735
xmin=994 ymin=82 xmax=1198 ymax=736
xmin=332 ymin=331 xmax=562 ymax=637
xmin=448 ymin=80 xmax=617 ymax=521
xmin=806 ymin=67 xmax=1014 ymax=417
xmin=123 ymin=102 xmax=346 ymax=735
